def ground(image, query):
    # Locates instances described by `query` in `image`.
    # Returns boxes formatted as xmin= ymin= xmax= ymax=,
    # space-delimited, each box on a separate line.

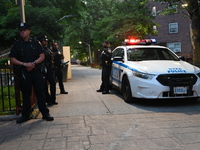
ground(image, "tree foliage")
xmin=67 ymin=0 xmax=156 ymax=61
xmin=0 ymin=0 xmax=156 ymax=63
xmin=0 ymin=0 xmax=83 ymax=48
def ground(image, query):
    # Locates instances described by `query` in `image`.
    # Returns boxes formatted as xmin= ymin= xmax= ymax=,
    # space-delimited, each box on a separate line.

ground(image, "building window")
xmin=169 ymin=22 xmax=178 ymax=33
xmin=152 ymin=6 xmax=156 ymax=16
xmin=167 ymin=42 xmax=181 ymax=53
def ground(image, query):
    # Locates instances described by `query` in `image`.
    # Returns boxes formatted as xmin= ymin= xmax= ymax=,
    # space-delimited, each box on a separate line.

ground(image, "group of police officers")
xmin=9 ymin=22 xmax=112 ymax=124
xmin=9 ymin=23 xmax=68 ymax=123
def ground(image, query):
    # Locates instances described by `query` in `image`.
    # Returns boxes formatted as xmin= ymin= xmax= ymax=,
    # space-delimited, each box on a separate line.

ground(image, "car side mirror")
xmin=178 ymin=56 xmax=186 ymax=61
xmin=113 ymin=56 xmax=123 ymax=61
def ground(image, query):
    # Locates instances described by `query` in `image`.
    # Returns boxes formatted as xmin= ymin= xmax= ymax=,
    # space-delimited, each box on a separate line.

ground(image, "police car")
xmin=110 ymin=39 xmax=200 ymax=103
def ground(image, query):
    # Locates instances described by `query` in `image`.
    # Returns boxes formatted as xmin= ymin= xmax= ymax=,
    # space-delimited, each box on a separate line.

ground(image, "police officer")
xmin=9 ymin=23 xmax=54 ymax=123
xmin=39 ymin=35 xmax=57 ymax=105
xmin=96 ymin=41 xmax=112 ymax=94
xmin=52 ymin=42 xmax=68 ymax=94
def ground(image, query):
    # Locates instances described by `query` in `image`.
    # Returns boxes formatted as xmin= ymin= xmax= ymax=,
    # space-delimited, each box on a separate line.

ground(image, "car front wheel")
xmin=122 ymin=77 xmax=133 ymax=103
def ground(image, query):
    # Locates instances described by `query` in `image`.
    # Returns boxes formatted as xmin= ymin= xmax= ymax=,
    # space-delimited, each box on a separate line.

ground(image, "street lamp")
xmin=79 ymin=41 xmax=92 ymax=64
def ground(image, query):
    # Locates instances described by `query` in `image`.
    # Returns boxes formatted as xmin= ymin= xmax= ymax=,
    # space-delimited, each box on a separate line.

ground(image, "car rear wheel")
xmin=122 ymin=77 xmax=133 ymax=103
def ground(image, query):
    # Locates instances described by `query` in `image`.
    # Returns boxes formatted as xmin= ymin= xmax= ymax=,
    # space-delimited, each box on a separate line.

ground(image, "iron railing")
xmin=0 ymin=65 xmax=16 ymax=113
xmin=0 ymin=65 xmax=38 ymax=115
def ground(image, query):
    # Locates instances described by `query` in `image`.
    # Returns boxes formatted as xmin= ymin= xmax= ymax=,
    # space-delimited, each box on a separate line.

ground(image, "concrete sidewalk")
xmin=1 ymin=65 xmax=200 ymax=150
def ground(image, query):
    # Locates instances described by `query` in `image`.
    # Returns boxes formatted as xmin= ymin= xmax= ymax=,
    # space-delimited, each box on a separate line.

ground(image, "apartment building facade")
xmin=147 ymin=1 xmax=192 ymax=61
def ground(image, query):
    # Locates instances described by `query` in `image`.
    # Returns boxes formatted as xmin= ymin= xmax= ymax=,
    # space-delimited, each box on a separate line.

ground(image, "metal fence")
xmin=0 ymin=65 xmax=16 ymax=113
xmin=0 ymin=65 xmax=39 ymax=115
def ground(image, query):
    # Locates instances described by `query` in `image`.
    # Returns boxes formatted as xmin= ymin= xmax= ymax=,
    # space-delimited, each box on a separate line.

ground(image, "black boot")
xmin=102 ymin=90 xmax=110 ymax=94
xmin=60 ymin=91 xmax=68 ymax=94
xmin=52 ymin=102 xmax=58 ymax=105
xmin=96 ymin=89 xmax=103 ymax=92
xmin=51 ymin=99 xmax=58 ymax=105
xmin=42 ymin=114 xmax=54 ymax=121
xmin=16 ymin=116 xmax=30 ymax=124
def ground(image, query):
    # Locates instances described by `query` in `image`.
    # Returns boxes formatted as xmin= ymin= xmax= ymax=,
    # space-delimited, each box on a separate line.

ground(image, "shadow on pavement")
xmin=110 ymin=87 xmax=200 ymax=114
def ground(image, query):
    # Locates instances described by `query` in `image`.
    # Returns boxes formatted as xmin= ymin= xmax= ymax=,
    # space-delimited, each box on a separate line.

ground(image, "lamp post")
xmin=15 ymin=0 xmax=25 ymax=23
xmin=20 ymin=0 xmax=25 ymax=23
xmin=79 ymin=41 xmax=92 ymax=64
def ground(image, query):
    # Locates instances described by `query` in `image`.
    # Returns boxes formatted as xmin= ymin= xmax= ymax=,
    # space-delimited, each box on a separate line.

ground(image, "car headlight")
xmin=133 ymin=71 xmax=155 ymax=80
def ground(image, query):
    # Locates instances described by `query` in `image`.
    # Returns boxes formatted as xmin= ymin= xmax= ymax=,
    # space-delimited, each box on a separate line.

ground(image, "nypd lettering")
xmin=167 ymin=68 xmax=187 ymax=73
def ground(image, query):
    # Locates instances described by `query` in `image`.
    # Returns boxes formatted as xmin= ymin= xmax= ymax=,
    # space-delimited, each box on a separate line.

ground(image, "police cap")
xmin=18 ymin=23 xmax=31 ymax=30
xmin=38 ymin=35 xmax=48 ymax=42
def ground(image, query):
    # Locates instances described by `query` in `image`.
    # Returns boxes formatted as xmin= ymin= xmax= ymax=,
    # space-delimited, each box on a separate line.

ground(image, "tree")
xmin=62 ymin=0 xmax=157 ymax=64
xmin=0 ymin=0 xmax=84 ymax=48
xmin=154 ymin=0 xmax=200 ymax=66
xmin=0 ymin=0 xmax=19 ymax=48
xmin=0 ymin=0 xmax=157 ymax=65
xmin=78 ymin=0 xmax=156 ymax=51
xmin=104 ymin=0 xmax=156 ymax=47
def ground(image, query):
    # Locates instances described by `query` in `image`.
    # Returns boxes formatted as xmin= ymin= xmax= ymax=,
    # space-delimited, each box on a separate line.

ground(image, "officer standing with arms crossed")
xmin=52 ymin=42 xmax=68 ymax=94
xmin=9 ymin=23 xmax=54 ymax=123
xmin=96 ymin=41 xmax=112 ymax=94
xmin=39 ymin=35 xmax=57 ymax=105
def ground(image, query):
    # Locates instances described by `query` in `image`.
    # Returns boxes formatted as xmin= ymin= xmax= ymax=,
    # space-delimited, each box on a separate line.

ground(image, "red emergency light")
xmin=123 ymin=39 xmax=156 ymax=45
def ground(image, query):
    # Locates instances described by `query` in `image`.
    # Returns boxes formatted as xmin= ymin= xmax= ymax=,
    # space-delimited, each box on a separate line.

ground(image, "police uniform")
xmin=39 ymin=35 xmax=57 ymax=105
xmin=52 ymin=44 xmax=68 ymax=94
xmin=9 ymin=23 xmax=53 ymax=123
xmin=97 ymin=46 xmax=112 ymax=94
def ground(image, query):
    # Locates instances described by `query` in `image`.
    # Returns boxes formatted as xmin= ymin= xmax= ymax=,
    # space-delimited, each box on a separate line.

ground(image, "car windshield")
xmin=127 ymin=48 xmax=179 ymax=61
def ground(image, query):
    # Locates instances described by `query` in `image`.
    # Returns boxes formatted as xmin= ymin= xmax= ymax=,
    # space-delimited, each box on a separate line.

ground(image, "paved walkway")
xmin=1 ymin=65 xmax=200 ymax=150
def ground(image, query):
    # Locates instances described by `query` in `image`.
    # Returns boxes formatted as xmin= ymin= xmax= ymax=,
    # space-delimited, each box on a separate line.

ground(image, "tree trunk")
xmin=188 ymin=0 xmax=200 ymax=67
xmin=191 ymin=22 xmax=200 ymax=67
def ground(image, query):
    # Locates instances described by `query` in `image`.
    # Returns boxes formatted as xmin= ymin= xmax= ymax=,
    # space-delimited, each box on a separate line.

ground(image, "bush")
xmin=0 ymin=58 xmax=9 ymax=66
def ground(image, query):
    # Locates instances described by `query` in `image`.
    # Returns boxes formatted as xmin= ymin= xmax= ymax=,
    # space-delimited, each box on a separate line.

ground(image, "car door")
xmin=111 ymin=48 xmax=124 ymax=87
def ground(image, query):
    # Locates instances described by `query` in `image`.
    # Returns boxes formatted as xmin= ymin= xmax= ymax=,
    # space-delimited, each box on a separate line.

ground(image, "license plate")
xmin=174 ymin=87 xmax=187 ymax=94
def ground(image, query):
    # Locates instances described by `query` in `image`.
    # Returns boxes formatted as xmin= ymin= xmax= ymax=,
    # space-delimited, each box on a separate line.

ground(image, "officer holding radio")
xmin=9 ymin=23 xmax=54 ymax=123
xmin=97 ymin=41 xmax=112 ymax=94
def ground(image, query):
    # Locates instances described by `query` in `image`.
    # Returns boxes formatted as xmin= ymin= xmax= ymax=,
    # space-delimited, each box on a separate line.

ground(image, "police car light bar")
xmin=123 ymin=39 xmax=156 ymax=45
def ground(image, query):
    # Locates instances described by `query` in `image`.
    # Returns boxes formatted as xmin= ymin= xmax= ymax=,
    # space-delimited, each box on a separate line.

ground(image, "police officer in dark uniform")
xmin=9 ymin=23 xmax=54 ymax=123
xmin=52 ymin=42 xmax=68 ymax=94
xmin=96 ymin=41 xmax=112 ymax=94
xmin=39 ymin=35 xmax=57 ymax=105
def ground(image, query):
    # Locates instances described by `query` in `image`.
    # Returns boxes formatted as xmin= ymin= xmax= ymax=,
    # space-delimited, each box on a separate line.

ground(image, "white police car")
xmin=110 ymin=39 xmax=200 ymax=103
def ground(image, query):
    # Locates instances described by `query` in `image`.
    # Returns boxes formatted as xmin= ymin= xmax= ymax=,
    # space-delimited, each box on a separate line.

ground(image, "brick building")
xmin=147 ymin=1 xmax=192 ymax=61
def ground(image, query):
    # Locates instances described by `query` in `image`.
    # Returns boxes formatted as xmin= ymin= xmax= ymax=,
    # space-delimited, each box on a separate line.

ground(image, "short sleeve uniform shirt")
xmin=9 ymin=38 xmax=44 ymax=62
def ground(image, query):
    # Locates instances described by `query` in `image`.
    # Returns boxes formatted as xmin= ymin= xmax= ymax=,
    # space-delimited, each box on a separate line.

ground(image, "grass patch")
xmin=0 ymin=86 xmax=16 ymax=115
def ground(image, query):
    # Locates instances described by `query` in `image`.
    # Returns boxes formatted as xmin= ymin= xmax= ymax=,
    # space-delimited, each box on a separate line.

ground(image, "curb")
xmin=0 ymin=114 xmax=20 ymax=121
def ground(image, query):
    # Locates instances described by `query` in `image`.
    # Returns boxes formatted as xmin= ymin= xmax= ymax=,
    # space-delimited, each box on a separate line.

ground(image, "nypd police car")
xmin=110 ymin=39 xmax=200 ymax=103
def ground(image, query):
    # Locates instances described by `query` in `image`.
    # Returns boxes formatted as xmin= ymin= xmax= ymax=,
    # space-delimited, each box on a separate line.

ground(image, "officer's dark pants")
xmin=55 ymin=67 xmax=65 ymax=92
xmin=44 ymin=67 xmax=56 ymax=103
xmin=100 ymin=67 xmax=111 ymax=91
xmin=20 ymin=70 xmax=49 ymax=117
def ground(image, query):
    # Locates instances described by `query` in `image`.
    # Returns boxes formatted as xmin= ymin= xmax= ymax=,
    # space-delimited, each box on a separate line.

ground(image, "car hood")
xmin=127 ymin=60 xmax=200 ymax=74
